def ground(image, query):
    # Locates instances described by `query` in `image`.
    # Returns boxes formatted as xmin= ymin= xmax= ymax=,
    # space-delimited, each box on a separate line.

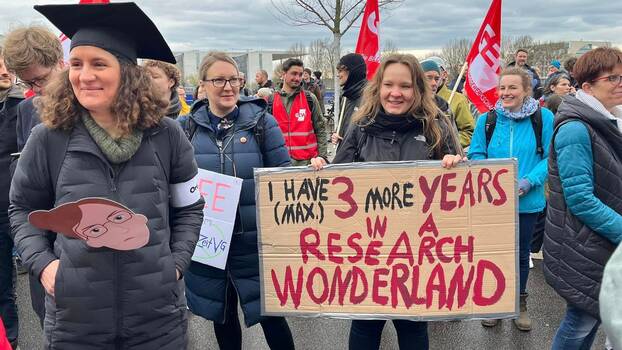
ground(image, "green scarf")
xmin=81 ymin=114 xmax=143 ymax=164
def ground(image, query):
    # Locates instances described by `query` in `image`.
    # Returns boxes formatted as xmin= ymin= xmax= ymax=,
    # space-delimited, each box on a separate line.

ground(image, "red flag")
xmin=355 ymin=0 xmax=380 ymax=79
xmin=59 ymin=0 xmax=110 ymax=61
xmin=464 ymin=0 xmax=502 ymax=113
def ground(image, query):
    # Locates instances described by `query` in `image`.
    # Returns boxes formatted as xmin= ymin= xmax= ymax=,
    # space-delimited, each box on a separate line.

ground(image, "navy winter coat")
xmin=179 ymin=97 xmax=290 ymax=326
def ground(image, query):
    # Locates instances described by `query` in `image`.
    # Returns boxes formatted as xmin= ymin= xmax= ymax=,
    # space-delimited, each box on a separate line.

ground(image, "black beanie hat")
xmin=339 ymin=53 xmax=367 ymax=88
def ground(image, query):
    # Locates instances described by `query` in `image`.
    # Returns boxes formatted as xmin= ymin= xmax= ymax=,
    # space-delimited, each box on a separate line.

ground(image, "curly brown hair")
xmin=142 ymin=59 xmax=181 ymax=89
xmin=37 ymin=61 xmax=168 ymax=136
xmin=352 ymin=53 xmax=453 ymax=155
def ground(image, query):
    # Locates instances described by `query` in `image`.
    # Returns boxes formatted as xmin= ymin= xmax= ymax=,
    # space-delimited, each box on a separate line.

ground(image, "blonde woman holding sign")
xmin=311 ymin=53 xmax=464 ymax=350
xmin=178 ymin=52 xmax=295 ymax=350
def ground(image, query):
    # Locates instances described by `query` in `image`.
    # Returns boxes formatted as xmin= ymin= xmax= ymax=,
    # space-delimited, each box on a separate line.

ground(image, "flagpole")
xmin=448 ymin=62 xmax=468 ymax=105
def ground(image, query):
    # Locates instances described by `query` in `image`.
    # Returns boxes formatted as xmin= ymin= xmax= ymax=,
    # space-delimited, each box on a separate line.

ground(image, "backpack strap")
xmin=530 ymin=107 xmax=544 ymax=158
xmin=184 ymin=116 xmax=198 ymax=142
xmin=149 ymin=124 xmax=173 ymax=183
xmin=46 ymin=129 xmax=71 ymax=195
xmin=484 ymin=110 xmax=497 ymax=157
xmin=303 ymin=90 xmax=316 ymax=117
xmin=353 ymin=127 xmax=368 ymax=162
xmin=267 ymin=95 xmax=274 ymax=115
xmin=254 ymin=109 xmax=267 ymax=156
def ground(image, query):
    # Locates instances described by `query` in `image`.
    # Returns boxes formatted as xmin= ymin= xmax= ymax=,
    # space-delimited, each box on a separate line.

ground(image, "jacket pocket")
xmin=53 ymin=257 xmax=64 ymax=309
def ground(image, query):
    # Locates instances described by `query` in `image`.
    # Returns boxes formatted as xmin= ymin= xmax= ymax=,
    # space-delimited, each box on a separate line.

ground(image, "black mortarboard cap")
xmin=34 ymin=2 xmax=175 ymax=64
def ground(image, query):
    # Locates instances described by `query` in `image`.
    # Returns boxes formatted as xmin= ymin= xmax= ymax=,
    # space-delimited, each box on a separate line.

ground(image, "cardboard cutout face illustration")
xmin=29 ymin=198 xmax=149 ymax=250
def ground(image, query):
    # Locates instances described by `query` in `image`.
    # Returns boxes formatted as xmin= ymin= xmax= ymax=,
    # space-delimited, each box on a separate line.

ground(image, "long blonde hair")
xmin=352 ymin=54 xmax=448 ymax=153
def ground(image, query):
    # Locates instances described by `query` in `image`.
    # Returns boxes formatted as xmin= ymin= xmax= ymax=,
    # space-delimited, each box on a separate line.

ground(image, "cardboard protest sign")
xmin=191 ymin=169 xmax=243 ymax=270
xmin=255 ymin=160 xmax=518 ymax=320
xmin=29 ymin=197 xmax=149 ymax=250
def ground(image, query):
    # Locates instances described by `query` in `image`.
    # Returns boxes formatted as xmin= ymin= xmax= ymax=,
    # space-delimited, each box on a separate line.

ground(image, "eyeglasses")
xmin=592 ymin=74 xmax=622 ymax=85
xmin=19 ymin=69 xmax=54 ymax=89
xmin=80 ymin=210 xmax=133 ymax=238
xmin=203 ymin=77 xmax=243 ymax=88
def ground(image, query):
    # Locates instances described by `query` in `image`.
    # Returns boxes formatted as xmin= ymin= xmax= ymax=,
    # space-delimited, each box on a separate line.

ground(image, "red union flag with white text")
xmin=355 ymin=0 xmax=380 ymax=79
xmin=464 ymin=0 xmax=502 ymax=113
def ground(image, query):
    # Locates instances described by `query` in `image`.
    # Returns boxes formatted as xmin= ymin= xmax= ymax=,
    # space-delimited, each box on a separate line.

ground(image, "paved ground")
xmin=14 ymin=258 xmax=608 ymax=350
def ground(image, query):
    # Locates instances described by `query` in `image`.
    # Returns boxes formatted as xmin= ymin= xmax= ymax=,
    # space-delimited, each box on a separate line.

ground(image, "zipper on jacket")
xmin=510 ymin=121 xmax=514 ymax=158
xmin=216 ymin=138 xmax=225 ymax=174
xmin=390 ymin=131 xmax=397 ymax=144
xmin=108 ymin=167 xmax=117 ymax=192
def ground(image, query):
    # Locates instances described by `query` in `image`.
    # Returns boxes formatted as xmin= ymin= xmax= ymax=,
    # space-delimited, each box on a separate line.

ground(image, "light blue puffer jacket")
xmin=468 ymin=107 xmax=554 ymax=213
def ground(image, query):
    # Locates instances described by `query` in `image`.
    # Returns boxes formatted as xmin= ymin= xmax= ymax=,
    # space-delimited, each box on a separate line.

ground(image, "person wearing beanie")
xmin=332 ymin=53 xmax=367 ymax=147
xmin=548 ymin=59 xmax=562 ymax=78
xmin=421 ymin=58 xmax=474 ymax=148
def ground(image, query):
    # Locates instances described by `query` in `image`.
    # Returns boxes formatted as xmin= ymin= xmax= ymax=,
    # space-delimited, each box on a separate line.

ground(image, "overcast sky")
xmin=1 ymin=0 xmax=621 ymax=53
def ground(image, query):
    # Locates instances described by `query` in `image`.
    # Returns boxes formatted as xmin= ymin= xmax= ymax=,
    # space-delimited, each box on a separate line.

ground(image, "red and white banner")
xmin=355 ymin=0 xmax=380 ymax=80
xmin=464 ymin=0 xmax=502 ymax=113
xmin=60 ymin=0 xmax=110 ymax=62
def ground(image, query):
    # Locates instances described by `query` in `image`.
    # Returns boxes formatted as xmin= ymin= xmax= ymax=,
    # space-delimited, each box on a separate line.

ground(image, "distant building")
xmin=566 ymin=40 xmax=612 ymax=57
xmin=174 ymin=50 xmax=301 ymax=88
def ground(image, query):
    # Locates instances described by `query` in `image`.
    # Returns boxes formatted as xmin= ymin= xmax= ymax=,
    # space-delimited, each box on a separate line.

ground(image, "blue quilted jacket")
xmin=179 ymin=97 xmax=290 ymax=326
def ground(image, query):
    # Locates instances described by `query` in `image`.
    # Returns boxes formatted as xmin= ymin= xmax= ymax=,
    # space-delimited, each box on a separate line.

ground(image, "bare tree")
xmin=381 ymin=39 xmax=399 ymax=57
xmin=422 ymin=51 xmax=442 ymax=60
xmin=271 ymin=0 xmax=403 ymax=122
xmin=308 ymin=39 xmax=327 ymax=72
xmin=440 ymin=38 xmax=472 ymax=82
xmin=287 ymin=42 xmax=307 ymax=60
xmin=502 ymin=35 xmax=535 ymax=65
xmin=503 ymin=36 xmax=571 ymax=78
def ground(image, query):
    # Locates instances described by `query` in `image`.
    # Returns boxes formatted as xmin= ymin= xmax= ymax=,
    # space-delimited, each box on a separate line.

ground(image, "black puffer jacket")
xmin=336 ymin=79 xmax=365 ymax=142
xmin=0 ymin=85 xmax=24 ymax=227
xmin=543 ymin=96 xmax=622 ymax=319
xmin=9 ymin=117 xmax=204 ymax=349
xmin=333 ymin=111 xmax=458 ymax=164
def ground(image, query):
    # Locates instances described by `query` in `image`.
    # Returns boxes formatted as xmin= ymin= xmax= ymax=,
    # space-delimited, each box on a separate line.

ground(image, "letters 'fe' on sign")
xmin=255 ymin=160 xmax=518 ymax=320
xmin=191 ymin=169 xmax=243 ymax=270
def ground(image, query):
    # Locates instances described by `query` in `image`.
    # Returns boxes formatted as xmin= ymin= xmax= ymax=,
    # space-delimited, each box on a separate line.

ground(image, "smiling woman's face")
xmin=203 ymin=60 xmax=239 ymax=116
xmin=68 ymin=46 xmax=121 ymax=115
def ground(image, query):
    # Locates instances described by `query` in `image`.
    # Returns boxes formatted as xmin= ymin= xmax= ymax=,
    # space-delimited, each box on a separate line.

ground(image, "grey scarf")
xmin=81 ymin=113 xmax=143 ymax=164
xmin=166 ymin=91 xmax=182 ymax=119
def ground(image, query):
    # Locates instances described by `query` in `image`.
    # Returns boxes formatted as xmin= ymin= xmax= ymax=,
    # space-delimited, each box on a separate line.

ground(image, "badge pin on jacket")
xmin=28 ymin=197 xmax=149 ymax=251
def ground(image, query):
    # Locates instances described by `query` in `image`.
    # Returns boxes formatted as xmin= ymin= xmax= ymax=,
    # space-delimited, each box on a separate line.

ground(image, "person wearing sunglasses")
xmin=544 ymin=47 xmax=622 ymax=349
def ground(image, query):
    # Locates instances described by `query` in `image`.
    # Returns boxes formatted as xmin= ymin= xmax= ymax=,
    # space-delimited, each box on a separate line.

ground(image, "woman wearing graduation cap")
xmin=9 ymin=3 xmax=204 ymax=349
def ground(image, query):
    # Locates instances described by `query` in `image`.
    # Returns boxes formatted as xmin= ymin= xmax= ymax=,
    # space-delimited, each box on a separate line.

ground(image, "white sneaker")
xmin=529 ymin=255 xmax=534 ymax=269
